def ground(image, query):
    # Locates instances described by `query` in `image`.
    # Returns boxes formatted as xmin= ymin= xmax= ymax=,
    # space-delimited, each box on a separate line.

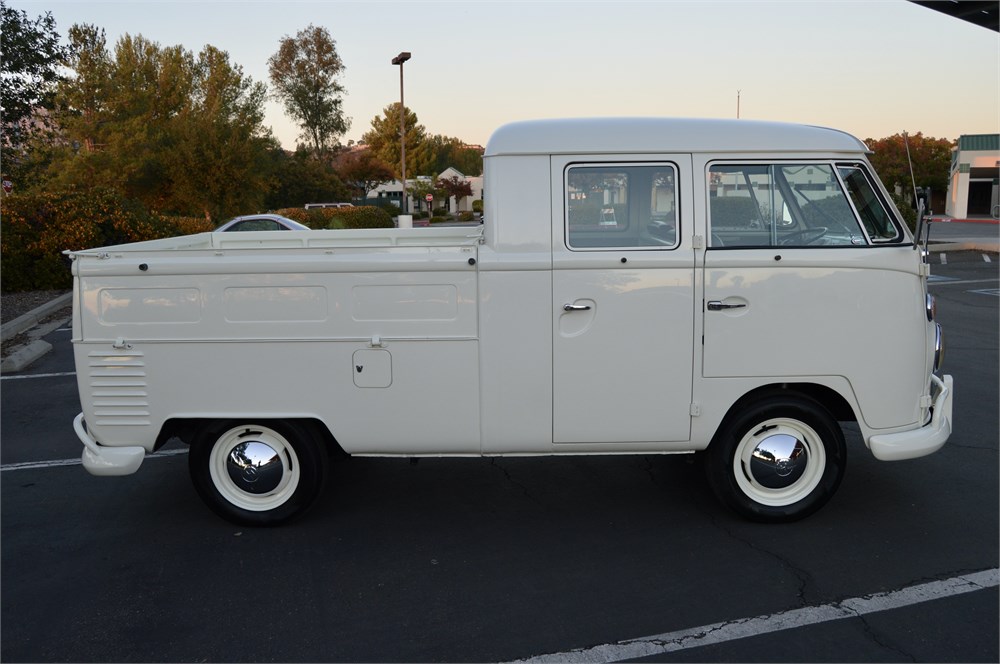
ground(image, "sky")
xmin=11 ymin=0 xmax=1000 ymax=149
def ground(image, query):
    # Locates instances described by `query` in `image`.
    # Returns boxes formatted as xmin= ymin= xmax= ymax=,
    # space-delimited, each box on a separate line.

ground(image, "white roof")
xmin=484 ymin=118 xmax=868 ymax=157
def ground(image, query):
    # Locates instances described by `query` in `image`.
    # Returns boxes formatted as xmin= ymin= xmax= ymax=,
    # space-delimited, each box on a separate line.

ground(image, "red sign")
xmin=425 ymin=194 xmax=433 ymax=202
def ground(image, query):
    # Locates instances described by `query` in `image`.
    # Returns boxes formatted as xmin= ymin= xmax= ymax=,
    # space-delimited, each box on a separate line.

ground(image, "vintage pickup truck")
xmin=68 ymin=118 xmax=953 ymax=525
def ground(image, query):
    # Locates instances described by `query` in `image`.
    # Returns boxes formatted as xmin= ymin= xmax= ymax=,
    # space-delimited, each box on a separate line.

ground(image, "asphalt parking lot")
xmin=1 ymin=249 xmax=997 ymax=663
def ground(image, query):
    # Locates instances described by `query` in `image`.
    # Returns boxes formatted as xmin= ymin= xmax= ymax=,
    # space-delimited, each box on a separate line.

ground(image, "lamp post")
xmin=392 ymin=51 xmax=411 ymax=214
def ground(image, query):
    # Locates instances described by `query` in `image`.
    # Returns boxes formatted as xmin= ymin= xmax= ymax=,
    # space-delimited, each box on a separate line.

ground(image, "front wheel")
xmin=705 ymin=395 xmax=845 ymax=522
xmin=189 ymin=420 xmax=327 ymax=526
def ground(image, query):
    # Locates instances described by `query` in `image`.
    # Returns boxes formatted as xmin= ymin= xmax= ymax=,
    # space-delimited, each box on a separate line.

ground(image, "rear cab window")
xmin=566 ymin=164 xmax=679 ymax=250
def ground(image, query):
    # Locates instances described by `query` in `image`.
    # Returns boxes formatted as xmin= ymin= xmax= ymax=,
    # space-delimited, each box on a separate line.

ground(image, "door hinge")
xmin=690 ymin=403 xmax=701 ymax=417
xmin=692 ymin=234 xmax=704 ymax=250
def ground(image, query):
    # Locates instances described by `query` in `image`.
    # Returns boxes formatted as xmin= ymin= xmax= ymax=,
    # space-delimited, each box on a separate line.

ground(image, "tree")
xmin=0 ymin=1 xmax=67 ymax=147
xmin=265 ymin=147 xmax=349 ymax=209
xmin=268 ymin=25 xmax=350 ymax=156
xmin=864 ymin=133 xmax=954 ymax=201
xmin=168 ymin=45 xmax=276 ymax=220
xmin=50 ymin=30 xmax=275 ymax=220
xmin=408 ymin=178 xmax=437 ymax=213
xmin=362 ymin=103 xmax=427 ymax=178
xmin=437 ymin=175 xmax=473 ymax=213
xmin=334 ymin=149 xmax=396 ymax=201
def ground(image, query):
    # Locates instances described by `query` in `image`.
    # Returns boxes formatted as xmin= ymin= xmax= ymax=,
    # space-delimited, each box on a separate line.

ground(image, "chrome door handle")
xmin=707 ymin=300 xmax=747 ymax=311
xmin=563 ymin=304 xmax=592 ymax=311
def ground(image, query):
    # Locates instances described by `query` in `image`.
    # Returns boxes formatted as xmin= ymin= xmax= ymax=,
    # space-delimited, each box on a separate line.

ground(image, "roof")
xmin=484 ymin=118 xmax=868 ymax=157
xmin=909 ymin=1 xmax=998 ymax=32
xmin=957 ymin=134 xmax=1000 ymax=152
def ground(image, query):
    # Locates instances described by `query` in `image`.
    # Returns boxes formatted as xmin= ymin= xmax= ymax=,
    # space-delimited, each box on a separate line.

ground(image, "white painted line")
xmin=928 ymin=278 xmax=1000 ymax=286
xmin=984 ymin=254 xmax=993 ymax=263
xmin=969 ymin=288 xmax=1000 ymax=297
xmin=510 ymin=569 xmax=1000 ymax=663
xmin=0 ymin=371 xmax=77 ymax=381
xmin=940 ymin=253 xmax=948 ymax=264
xmin=1 ymin=448 xmax=187 ymax=472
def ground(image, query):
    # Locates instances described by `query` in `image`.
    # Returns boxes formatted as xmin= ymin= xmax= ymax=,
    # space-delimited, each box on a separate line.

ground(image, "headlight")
xmin=934 ymin=323 xmax=944 ymax=373
xmin=926 ymin=294 xmax=936 ymax=322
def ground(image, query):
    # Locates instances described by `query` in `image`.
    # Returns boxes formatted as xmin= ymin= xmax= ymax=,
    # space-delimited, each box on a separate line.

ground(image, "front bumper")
xmin=869 ymin=374 xmax=953 ymax=461
xmin=73 ymin=413 xmax=146 ymax=476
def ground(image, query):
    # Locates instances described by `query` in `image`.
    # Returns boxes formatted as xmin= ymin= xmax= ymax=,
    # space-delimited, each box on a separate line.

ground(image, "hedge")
xmin=274 ymin=206 xmax=394 ymax=230
xmin=1 ymin=189 xmax=213 ymax=293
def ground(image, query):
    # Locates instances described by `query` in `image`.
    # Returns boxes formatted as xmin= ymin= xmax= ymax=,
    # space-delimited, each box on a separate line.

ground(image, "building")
xmin=369 ymin=167 xmax=484 ymax=214
xmin=946 ymin=134 xmax=999 ymax=219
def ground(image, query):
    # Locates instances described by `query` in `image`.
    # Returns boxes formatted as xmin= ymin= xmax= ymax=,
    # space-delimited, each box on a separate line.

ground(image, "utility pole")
xmin=392 ymin=51 xmax=411 ymax=213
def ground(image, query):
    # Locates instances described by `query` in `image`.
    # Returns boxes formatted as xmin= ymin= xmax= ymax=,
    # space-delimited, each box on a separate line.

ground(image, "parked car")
xmin=304 ymin=203 xmax=354 ymax=209
xmin=215 ymin=214 xmax=310 ymax=232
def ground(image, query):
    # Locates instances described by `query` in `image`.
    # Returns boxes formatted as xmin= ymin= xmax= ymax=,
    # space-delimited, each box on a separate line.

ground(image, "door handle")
xmin=563 ymin=304 xmax=592 ymax=311
xmin=707 ymin=300 xmax=747 ymax=311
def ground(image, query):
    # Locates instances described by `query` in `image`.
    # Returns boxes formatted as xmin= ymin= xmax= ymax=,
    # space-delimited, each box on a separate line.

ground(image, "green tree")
xmin=0 ymin=1 xmax=66 ymax=147
xmin=265 ymin=147 xmax=350 ymax=209
xmin=268 ymin=24 xmax=350 ymax=156
xmin=362 ymin=103 xmax=427 ymax=177
xmin=169 ymin=45 xmax=276 ymax=220
xmin=334 ymin=149 xmax=396 ymax=201
xmin=864 ymin=133 xmax=954 ymax=201
xmin=408 ymin=178 xmax=437 ymax=213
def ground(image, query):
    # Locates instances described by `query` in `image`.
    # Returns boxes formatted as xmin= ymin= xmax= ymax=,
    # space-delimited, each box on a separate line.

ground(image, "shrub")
xmin=432 ymin=206 xmax=449 ymax=217
xmin=274 ymin=205 xmax=393 ymax=230
xmin=429 ymin=216 xmax=449 ymax=224
xmin=1 ymin=188 xmax=170 ymax=292
xmin=472 ymin=199 xmax=483 ymax=213
xmin=458 ymin=211 xmax=474 ymax=222
xmin=161 ymin=216 xmax=215 ymax=236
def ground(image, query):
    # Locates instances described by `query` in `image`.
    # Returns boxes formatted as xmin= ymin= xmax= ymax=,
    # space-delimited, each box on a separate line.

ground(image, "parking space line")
xmin=0 ymin=371 xmax=77 ymax=381
xmin=511 ymin=569 xmax=1000 ymax=663
xmin=1 ymin=448 xmax=187 ymax=472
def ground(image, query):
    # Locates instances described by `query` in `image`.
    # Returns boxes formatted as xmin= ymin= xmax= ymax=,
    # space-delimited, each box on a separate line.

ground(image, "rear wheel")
xmin=189 ymin=420 xmax=327 ymax=526
xmin=706 ymin=395 xmax=845 ymax=522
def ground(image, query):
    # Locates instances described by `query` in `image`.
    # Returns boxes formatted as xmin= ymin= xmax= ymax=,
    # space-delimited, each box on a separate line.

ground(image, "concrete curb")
xmin=0 ymin=340 xmax=54 ymax=373
xmin=1 ymin=292 xmax=73 ymax=341
xmin=928 ymin=241 xmax=1000 ymax=254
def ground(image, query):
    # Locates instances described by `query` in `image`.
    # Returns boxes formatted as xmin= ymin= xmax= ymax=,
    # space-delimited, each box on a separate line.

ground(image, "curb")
xmin=928 ymin=241 xmax=1000 ymax=254
xmin=0 ymin=340 xmax=54 ymax=373
xmin=1 ymin=292 xmax=73 ymax=342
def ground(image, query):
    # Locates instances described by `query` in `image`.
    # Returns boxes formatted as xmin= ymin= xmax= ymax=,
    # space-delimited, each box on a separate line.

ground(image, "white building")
xmin=369 ymin=167 xmax=484 ymax=214
xmin=946 ymin=134 xmax=999 ymax=219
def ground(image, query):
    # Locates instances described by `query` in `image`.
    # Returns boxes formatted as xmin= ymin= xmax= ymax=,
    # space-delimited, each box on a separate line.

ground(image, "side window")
xmin=838 ymin=165 xmax=901 ymax=242
xmin=708 ymin=163 xmax=867 ymax=248
xmin=566 ymin=164 xmax=678 ymax=249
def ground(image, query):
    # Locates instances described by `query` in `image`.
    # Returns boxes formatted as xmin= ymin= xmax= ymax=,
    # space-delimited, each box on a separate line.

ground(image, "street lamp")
xmin=392 ymin=51 xmax=411 ymax=214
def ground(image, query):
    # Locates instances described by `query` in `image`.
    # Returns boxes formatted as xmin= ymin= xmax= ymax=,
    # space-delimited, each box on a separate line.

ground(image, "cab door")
xmin=551 ymin=156 xmax=695 ymax=445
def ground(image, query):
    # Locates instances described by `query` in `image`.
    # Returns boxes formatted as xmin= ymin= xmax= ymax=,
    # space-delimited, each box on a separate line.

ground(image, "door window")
xmin=566 ymin=164 xmax=679 ymax=249
xmin=708 ymin=163 xmax=869 ymax=248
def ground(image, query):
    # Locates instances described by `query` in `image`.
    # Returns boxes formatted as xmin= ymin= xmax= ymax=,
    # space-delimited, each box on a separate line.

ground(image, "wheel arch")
xmin=156 ymin=416 xmax=346 ymax=457
xmin=712 ymin=382 xmax=857 ymax=446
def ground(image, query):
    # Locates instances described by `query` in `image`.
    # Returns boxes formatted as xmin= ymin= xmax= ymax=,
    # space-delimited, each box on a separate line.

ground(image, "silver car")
xmin=215 ymin=214 xmax=310 ymax=232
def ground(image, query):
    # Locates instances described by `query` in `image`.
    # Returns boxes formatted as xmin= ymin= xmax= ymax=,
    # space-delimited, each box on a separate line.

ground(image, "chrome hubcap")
xmin=748 ymin=432 xmax=807 ymax=489
xmin=226 ymin=441 xmax=283 ymax=494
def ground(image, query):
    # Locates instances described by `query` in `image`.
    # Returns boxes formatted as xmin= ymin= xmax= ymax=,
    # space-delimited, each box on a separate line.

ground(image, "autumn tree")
xmin=864 ymin=133 xmax=954 ymax=201
xmin=437 ymin=175 xmax=473 ymax=213
xmin=268 ymin=25 xmax=350 ymax=156
xmin=334 ymin=149 xmax=396 ymax=201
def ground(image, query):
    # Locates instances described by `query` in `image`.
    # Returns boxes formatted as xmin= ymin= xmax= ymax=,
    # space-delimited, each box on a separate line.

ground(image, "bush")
xmin=472 ymin=199 xmax=483 ymax=214
xmin=1 ymin=188 xmax=190 ymax=292
xmin=379 ymin=202 xmax=402 ymax=217
xmin=429 ymin=216 xmax=449 ymax=224
xmin=273 ymin=205 xmax=393 ymax=230
xmin=161 ymin=216 xmax=215 ymax=236
xmin=458 ymin=211 xmax=474 ymax=222
xmin=432 ymin=206 xmax=449 ymax=217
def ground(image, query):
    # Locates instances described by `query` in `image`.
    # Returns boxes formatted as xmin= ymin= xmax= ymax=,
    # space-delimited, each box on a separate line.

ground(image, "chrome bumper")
xmin=869 ymin=374 xmax=953 ymax=461
xmin=73 ymin=413 xmax=146 ymax=476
